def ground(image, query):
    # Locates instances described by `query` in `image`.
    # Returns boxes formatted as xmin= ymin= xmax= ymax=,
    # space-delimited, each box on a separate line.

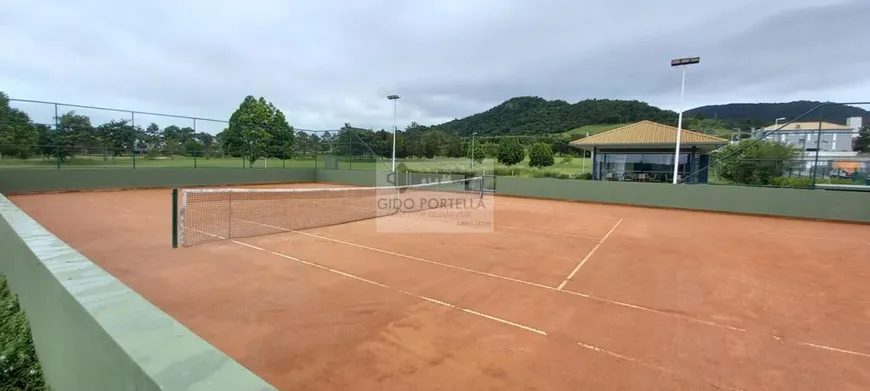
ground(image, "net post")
xmin=171 ymin=188 xmax=178 ymax=248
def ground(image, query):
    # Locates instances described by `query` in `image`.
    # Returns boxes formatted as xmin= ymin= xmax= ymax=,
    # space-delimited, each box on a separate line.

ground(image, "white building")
xmin=761 ymin=121 xmax=857 ymax=153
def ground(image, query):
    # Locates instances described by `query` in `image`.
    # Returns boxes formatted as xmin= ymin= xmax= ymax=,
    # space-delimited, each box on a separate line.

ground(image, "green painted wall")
xmin=497 ymin=176 xmax=870 ymax=223
xmin=0 ymin=195 xmax=276 ymax=391
xmin=0 ymin=168 xmax=316 ymax=194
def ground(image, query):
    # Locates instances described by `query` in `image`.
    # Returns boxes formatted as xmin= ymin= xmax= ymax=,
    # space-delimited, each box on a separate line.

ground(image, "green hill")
xmin=430 ymin=97 xmax=679 ymax=137
xmin=685 ymin=101 xmax=869 ymax=125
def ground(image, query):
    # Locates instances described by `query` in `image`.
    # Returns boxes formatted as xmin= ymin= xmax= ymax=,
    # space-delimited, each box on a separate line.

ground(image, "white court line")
xmin=556 ymin=218 xmax=623 ymax=290
xmin=231 ymin=239 xmax=547 ymax=336
xmin=290 ymin=228 xmax=747 ymax=333
xmin=799 ymin=342 xmax=870 ymax=359
xmin=576 ymin=342 xmax=746 ymax=391
xmin=185 ymin=225 xmax=547 ymax=336
xmin=191 ymin=216 xmax=870 ymax=359
xmin=188 ymin=227 xmax=746 ymax=388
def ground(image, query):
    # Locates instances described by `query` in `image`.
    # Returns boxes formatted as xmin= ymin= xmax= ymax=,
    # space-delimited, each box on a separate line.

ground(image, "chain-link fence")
xmin=3 ymin=98 xmax=866 ymax=189
xmin=699 ymin=101 xmax=870 ymax=189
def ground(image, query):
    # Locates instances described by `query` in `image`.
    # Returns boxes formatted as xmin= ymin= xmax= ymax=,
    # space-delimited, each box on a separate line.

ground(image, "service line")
xmin=556 ymin=218 xmax=623 ymax=290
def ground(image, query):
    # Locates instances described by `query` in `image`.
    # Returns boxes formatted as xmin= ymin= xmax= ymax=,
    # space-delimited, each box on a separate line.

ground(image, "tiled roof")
xmin=568 ymin=120 xmax=727 ymax=147
xmin=761 ymin=122 xmax=855 ymax=131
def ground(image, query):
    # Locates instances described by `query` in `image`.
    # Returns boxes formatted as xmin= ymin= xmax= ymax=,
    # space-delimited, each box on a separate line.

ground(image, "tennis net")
xmin=173 ymin=176 xmax=485 ymax=247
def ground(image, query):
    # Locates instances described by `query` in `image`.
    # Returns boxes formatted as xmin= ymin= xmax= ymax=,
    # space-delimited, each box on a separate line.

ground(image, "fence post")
xmin=54 ymin=103 xmax=60 ymax=169
xmin=171 ymin=188 xmax=178 ymax=248
xmin=193 ymin=118 xmax=197 ymax=169
xmin=131 ymin=111 xmax=136 ymax=168
xmin=811 ymin=108 xmax=825 ymax=188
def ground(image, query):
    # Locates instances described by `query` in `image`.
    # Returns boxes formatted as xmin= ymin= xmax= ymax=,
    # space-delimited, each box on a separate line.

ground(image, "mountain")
xmin=430 ymin=96 xmax=679 ymax=137
xmin=685 ymin=101 xmax=870 ymax=125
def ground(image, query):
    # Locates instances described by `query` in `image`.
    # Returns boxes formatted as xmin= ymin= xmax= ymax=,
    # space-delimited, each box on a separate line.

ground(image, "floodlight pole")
xmin=387 ymin=95 xmax=400 ymax=172
xmin=670 ymin=57 xmax=700 ymax=184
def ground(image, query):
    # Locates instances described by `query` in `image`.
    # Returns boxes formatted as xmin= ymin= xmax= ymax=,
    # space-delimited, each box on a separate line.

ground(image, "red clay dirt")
xmin=9 ymin=183 xmax=870 ymax=391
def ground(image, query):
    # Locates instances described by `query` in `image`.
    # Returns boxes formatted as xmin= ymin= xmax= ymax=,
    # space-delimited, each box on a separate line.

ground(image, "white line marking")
xmin=228 ymin=237 xmax=548 ymax=336
xmin=292 ymin=229 xmax=747 ymax=333
xmin=799 ymin=342 xmax=870 ymax=358
xmin=577 ymin=342 xmax=746 ymax=391
xmin=192 ymin=217 xmax=870 ymax=359
xmin=557 ymin=218 xmax=623 ymax=290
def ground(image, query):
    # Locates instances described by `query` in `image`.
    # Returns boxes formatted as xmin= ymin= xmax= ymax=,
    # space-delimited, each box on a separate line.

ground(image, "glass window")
xmin=597 ymin=153 xmax=690 ymax=181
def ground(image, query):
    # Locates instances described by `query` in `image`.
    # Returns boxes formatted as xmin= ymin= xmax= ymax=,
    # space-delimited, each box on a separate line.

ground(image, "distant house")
xmin=568 ymin=120 xmax=727 ymax=184
xmin=760 ymin=121 xmax=856 ymax=152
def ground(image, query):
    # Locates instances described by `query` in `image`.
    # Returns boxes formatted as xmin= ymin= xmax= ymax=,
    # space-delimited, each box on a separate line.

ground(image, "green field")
xmin=0 ymin=154 xmax=592 ymax=177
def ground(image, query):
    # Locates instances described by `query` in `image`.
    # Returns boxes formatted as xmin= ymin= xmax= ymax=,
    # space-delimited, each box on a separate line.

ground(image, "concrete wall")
xmin=0 ymin=194 xmax=276 ymax=391
xmin=497 ymin=176 xmax=870 ymax=223
xmin=0 ymin=168 xmax=316 ymax=194
xmin=313 ymin=170 xmax=870 ymax=223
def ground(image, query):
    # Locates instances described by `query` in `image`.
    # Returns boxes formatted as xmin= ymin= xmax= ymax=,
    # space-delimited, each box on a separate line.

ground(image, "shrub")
xmin=528 ymin=169 xmax=568 ymax=179
xmin=496 ymin=137 xmax=525 ymax=166
xmin=528 ymin=142 xmax=555 ymax=168
xmin=492 ymin=166 xmax=517 ymax=176
xmin=560 ymin=155 xmax=573 ymax=164
xmin=717 ymin=140 xmax=799 ymax=185
xmin=577 ymin=172 xmax=593 ymax=180
xmin=0 ymin=275 xmax=46 ymax=390
xmin=770 ymin=177 xmax=812 ymax=188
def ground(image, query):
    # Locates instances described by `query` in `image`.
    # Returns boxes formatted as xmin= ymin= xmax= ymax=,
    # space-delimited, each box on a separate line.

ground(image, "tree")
xmin=854 ymin=126 xmax=870 ymax=153
xmin=480 ymin=142 xmax=499 ymax=158
xmin=218 ymin=95 xmax=292 ymax=166
xmin=497 ymin=137 xmax=525 ymax=166
xmin=0 ymin=92 xmax=38 ymax=159
xmin=717 ymin=139 xmax=799 ymax=185
xmin=95 ymin=119 xmax=136 ymax=158
xmin=528 ymin=142 xmax=555 ymax=168
xmin=55 ymin=111 xmax=94 ymax=160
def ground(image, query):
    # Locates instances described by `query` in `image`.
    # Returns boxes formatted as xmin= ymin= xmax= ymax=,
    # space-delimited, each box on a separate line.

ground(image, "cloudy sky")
xmin=2 ymin=0 xmax=868 ymax=132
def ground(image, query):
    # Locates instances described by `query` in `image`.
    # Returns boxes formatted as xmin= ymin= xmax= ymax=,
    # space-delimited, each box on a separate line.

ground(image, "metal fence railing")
xmin=2 ymin=97 xmax=867 ymax=189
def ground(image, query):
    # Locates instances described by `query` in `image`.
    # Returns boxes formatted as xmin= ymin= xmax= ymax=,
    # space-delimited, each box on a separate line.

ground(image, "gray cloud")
xmin=2 ymin=0 xmax=868 ymax=132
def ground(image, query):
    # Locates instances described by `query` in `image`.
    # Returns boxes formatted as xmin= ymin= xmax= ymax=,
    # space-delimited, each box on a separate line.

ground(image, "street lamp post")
xmin=387 ymin=95 xmax=400 ymax=172
xmin=471 ymin=132 xmax=478 ymax=168
xmin=670 ymin=56 xmax=700 ymax=184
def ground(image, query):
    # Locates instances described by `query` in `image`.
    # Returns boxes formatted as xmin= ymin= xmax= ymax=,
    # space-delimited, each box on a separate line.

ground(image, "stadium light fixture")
xmin=670 ymin=56 xmax=700 ymax=184
xmin=387 ymin=95 xmax=401 ymax=172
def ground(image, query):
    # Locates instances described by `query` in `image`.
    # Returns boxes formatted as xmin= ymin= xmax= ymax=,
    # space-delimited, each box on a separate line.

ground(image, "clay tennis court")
xmin=9 ymin=182 xmax=870 ymax=390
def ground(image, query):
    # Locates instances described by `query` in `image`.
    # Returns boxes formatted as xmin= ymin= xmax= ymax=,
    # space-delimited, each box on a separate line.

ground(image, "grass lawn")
xmin=0 ymin=154 xmax=591 ymax=177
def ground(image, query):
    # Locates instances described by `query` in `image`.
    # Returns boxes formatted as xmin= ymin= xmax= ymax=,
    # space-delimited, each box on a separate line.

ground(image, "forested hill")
xmin=685 ymin=101 xmax=870 ymax=124
xmin=430 ymin=97 xmax=679 ymax=136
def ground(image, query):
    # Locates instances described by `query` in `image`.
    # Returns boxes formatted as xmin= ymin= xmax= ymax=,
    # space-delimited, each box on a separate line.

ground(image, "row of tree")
xmin=1 ymin=93 xmax=584 ymax=166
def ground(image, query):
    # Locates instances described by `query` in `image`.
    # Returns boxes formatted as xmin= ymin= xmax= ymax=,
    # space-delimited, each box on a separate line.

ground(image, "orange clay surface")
xmin=10 ymin=182 xmax=870 ymax=391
